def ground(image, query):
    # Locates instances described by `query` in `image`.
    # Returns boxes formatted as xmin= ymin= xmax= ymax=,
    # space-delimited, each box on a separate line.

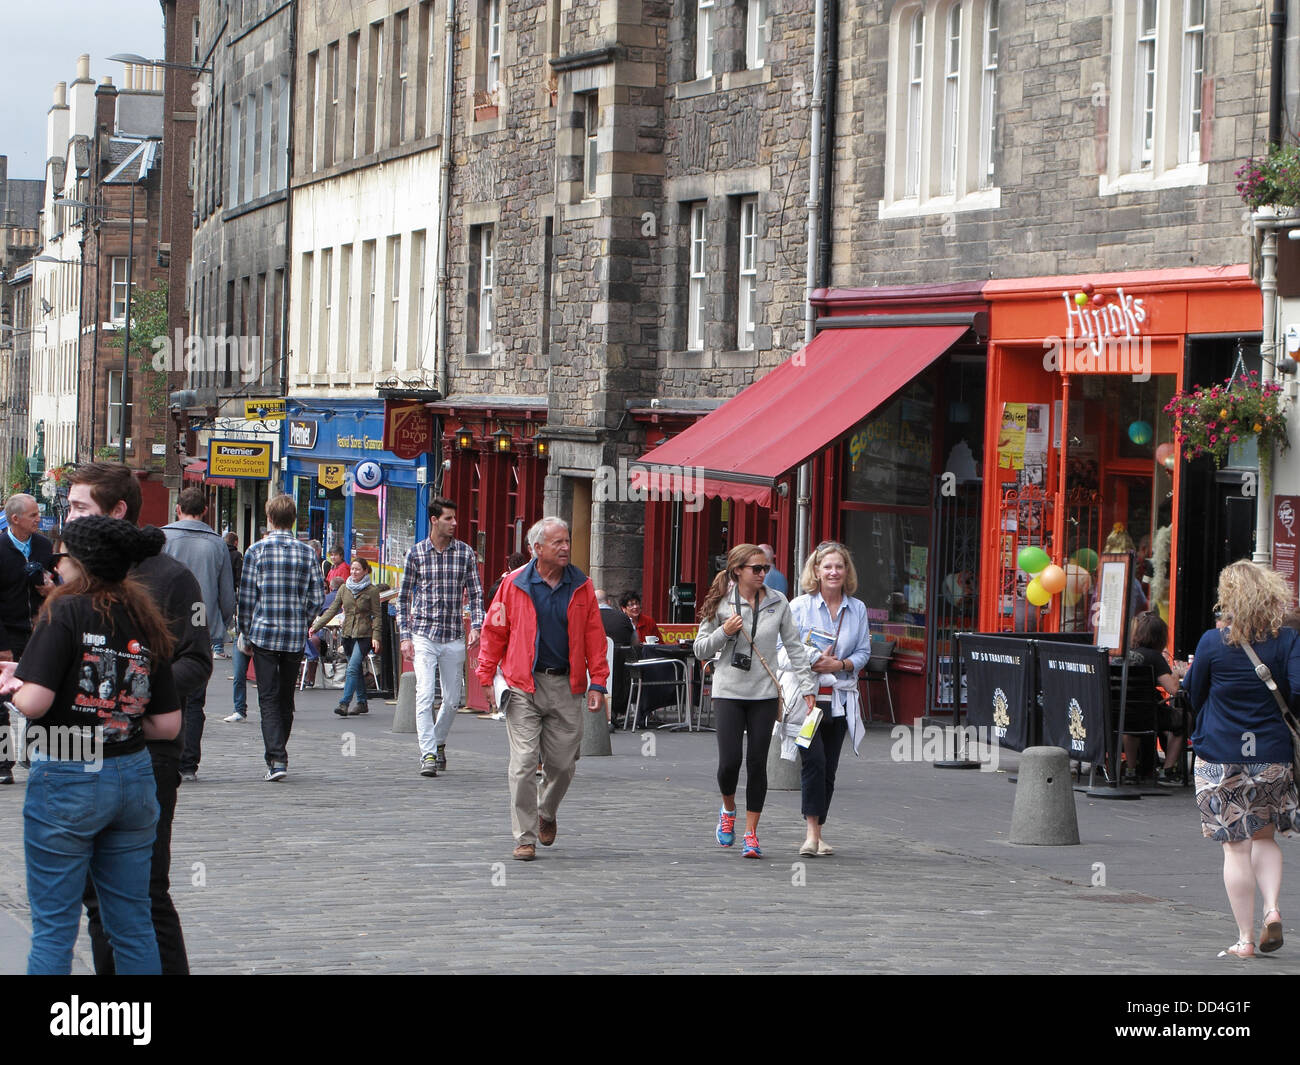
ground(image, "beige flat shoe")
xmin=798 ymin=838 xmax=819 ymax=857
xmin=816 ymin=840 xmax=834 ymax=856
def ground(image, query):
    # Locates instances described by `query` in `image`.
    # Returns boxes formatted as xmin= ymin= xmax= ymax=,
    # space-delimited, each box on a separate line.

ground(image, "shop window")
xmin=386 ymin=486 xmax=418 ymax=585
xmin=883 ymin=0 xmax=1001 ymax=215
xmin=1102 ymin=0 xmax=1208 ymax=193
xmin=352 ymin=488 xmax=382 ymax=563
xmin=842 ymin=381 xmax=935 ymax=509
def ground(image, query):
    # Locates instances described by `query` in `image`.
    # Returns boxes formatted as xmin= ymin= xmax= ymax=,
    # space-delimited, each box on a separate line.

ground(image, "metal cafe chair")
xmin=625 ymin=657 xmax=690 ymax=731
xmin=862 ymin=638 xmax=897 ymax=724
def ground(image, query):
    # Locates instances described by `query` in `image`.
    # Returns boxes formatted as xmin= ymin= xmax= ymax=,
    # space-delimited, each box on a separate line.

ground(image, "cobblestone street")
xmin=3 ymin=672 xmax=1298 ymax=976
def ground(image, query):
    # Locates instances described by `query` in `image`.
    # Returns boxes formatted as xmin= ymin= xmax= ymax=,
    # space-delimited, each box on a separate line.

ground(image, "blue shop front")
xmin=283 ymin=400 xmax=436 ymax=587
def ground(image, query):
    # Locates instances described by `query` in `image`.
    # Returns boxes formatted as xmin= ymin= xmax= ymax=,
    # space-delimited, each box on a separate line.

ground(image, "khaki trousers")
xmin=505 ymin=673 xmax=585 ymax=845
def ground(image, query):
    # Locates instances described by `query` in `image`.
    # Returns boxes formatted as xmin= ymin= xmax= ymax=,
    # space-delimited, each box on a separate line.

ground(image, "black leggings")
xmin=714 ymin=697 xmax=779 ymax=813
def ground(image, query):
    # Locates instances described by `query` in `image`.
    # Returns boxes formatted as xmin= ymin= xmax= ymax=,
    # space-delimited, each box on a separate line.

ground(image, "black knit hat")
xmin=61 ymin=517 xmax=166 ymax=582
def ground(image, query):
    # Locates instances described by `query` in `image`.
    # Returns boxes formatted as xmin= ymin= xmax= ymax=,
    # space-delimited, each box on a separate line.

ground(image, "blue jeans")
xmin=340 ymin=637 xmax=370 ymax=708
xmin=24 ymin=749 xmax=161 ymax=975
xmin=232 ymin=643 xmax=249 ymax=715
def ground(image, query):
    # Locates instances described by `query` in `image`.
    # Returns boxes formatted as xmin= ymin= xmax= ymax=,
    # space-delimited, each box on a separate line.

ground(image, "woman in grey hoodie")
xmin=694 ymin=544 xmax=815 ymax=858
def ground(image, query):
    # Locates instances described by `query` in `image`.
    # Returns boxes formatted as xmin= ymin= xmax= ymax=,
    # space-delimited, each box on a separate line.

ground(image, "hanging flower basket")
xmin=1237 ymin=144 xmax=1300 ymax=210
xmin=1163 ymin=373 xmax=1289 ymax=468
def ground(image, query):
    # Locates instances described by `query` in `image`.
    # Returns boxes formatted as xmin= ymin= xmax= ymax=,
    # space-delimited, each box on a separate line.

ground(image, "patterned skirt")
xmin=1194 ymin=759 xmax=1299 ymax=842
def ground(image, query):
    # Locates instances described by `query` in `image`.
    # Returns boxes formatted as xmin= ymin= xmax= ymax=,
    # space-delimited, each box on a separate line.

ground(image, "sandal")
xmin=1218 ymin=939 xmax=1255 ymax=959
xmin=1260 ymin=910 xmax=1284 ymax=954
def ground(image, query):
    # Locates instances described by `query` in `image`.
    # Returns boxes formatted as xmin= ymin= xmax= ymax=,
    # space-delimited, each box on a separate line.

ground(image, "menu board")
xmin=1275 ymin=496 xmax=1300 ymax=608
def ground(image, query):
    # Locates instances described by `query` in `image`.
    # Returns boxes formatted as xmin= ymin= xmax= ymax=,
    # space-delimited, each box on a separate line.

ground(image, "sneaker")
xmin=333 ymin=703 xmax=350 ymax=717
xmin=353 ymin=703 xmax=369 ymax=715
xmin=224 ymin=712 xmax=246 ymax=723
xmin=180 ymin=770 xmax=198 ymax=783
xmin=716 ymin=807 xmax=737 ymax=847
xmin=0 ymin=769 xmax=13 ymax=785
xmin=436 ymin=744 xmax=447 ymax=771
xmin=420 ymin=753 xmax=439 ymax=777
xmin=265 ymin=764 xmax=287 ymax=782
xmin=742 ymin=833 xmax=763 ymax=859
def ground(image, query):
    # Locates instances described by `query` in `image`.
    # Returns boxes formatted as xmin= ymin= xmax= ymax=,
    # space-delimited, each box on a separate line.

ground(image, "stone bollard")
xmin=766 ymin=727 xmax=801 ymax=790
xmin=391 ymin=671 xmax=417 ymax=734
xmin=580 ymin=699 xmax=612 ymax=757
xmin=1009 ymin=746 xmax=1080 ymax=845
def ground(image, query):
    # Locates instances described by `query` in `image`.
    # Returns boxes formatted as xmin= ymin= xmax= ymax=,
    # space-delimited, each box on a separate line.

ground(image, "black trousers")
xmin=180 ymin=687 xmax=206 ymax=773
xmin=800 ymin=713 xmax=849 ymax=822
xmin=714 ymin=697 xmax=779 ymax=813
xmin=252 ymin=645 xmax=303 ymax=767
xmin=85 ymin=749 xmax=189 ymax=975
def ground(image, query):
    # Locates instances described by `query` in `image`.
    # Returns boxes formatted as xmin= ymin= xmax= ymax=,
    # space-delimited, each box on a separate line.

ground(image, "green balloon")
xmin=1071 ymin=548 xmax=1099 ymax=573
xmin=1017 ymin=546 xmax=1050 ymax=575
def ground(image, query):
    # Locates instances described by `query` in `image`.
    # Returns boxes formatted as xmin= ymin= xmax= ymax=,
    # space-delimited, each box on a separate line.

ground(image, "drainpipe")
xmin=1254 ymin=0 xmax=1288 ymax=565
xmin=435 ymin=0 xmax=456 ymax=399
xmin=278 ymin=0 xmax=298 ymax=495
xmin=817 ymin=0 xmax=838 ymax=288
xmin=796 ymin=0 xmax=826 ymax=573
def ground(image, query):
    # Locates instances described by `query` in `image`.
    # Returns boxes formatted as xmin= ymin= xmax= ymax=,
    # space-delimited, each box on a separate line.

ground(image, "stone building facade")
xmin=0 ymin=157 xmax=42 ymax=492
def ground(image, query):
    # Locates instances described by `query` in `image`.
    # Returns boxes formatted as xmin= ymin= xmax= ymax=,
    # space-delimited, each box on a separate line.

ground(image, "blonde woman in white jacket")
xmin=694 ymin=544 xmax=816 ymax=859
xmin=778 ymin=542 xmax=871 ymax=858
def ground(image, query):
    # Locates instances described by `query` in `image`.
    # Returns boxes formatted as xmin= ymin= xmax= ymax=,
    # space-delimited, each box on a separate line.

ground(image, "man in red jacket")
xmin=476 ymin=516 xmax=608 ymax=861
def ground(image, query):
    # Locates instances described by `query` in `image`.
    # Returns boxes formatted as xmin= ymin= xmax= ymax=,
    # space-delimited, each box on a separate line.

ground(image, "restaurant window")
xmin=841 ymin=379 xmax=936 ymax=667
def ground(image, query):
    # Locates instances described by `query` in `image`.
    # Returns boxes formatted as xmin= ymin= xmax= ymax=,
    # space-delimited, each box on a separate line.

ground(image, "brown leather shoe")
xmin=538 ymin=816 xmax=557 ymax=846
xmin=512 ymin=844 xmax=536 ymax=861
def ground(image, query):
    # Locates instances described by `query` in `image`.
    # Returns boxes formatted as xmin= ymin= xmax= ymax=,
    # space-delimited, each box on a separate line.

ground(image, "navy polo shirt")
xmin=528 ymin=564 xmax=576 ymax=672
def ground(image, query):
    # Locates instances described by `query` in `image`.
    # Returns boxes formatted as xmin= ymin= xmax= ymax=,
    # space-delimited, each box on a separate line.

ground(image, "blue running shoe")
xmin=716 ymin=807 xmax=737 ymax=846
xmin=742 ymin=833 xmax=762 ymax=858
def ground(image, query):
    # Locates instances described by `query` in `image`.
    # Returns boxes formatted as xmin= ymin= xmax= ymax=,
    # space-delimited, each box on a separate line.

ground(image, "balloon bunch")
xmin=1017 ymin=546 xmax=1067 ymax=608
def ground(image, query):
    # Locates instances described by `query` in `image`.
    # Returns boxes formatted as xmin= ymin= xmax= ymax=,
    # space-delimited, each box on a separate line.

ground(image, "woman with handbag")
xmin=694 ymin=544 xmax=816 ymax=858
xmin=1183 ymin=560 xmax=1300 ymax=958
xmin=309 ymin=559 xmax=383 ymax=717
xmin=778 ymin=542 xmax=872 ymax=858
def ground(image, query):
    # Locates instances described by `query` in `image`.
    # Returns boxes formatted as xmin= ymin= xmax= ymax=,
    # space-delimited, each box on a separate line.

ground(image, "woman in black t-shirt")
xmin=1123 ymin=611 xmax=1190 ymax=783
xmin=0 ymin=516 xmax=180 ymax=975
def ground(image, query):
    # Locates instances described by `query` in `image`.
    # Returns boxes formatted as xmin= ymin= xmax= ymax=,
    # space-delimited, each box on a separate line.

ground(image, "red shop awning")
xmin=183 ymin=461 xmax=237 ymax=490
xmin=633 ymin=323 xmax=968 ymax=507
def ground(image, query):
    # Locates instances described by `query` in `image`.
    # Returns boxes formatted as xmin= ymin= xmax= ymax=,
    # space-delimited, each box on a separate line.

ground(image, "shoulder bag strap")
xmin=1240 ymin=640 xmax=1300 ymax=737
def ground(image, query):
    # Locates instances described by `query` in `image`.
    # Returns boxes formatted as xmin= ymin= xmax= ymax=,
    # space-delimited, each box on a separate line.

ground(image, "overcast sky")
xmin=1 ymin=2 xmax=167 ymax=180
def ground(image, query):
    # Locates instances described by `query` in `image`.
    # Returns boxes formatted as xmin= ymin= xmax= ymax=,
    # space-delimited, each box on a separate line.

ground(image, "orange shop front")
xmin=978 ymin=266 xmax=1263 ymax=656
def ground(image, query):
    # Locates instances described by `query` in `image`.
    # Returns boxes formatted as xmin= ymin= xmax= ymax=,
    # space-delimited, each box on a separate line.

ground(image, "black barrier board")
xmin=961 ymin=635 xmax=1032 ymax=751
xmin=1036 ymin=641 xmax=1109 ymax=765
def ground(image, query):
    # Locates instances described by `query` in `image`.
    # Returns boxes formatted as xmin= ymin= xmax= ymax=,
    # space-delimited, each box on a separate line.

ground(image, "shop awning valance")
xmin=633 ymin=323 xmax=968 ymax=507
xmin=183 ymin=461 xmax=237 ymax=490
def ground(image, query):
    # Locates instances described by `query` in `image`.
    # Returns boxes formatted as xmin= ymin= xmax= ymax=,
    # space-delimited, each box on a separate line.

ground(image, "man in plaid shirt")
xmin=398 ymin=498 xmax=484 ymax=777
xmin=237 ymin=494 xmax=324 ymax=782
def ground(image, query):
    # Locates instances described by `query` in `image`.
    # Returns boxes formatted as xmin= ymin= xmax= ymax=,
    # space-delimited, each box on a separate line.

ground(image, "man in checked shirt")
xmin=397 ymin=498 xmax=485 ymax=777
xmin=236 ymin=494 xmax=324 ymax=782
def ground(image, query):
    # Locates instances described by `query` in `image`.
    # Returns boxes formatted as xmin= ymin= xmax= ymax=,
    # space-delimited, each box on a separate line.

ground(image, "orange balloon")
xmin=1038 ymin=564 xmax=1067 ymax=595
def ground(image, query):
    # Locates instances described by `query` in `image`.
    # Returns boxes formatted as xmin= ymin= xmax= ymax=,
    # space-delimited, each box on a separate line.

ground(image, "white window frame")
xmin=478 ymin=226 xmax=494 ymax=355
xmin=110 ymin=257 xmax=130 ymax=322
xmin=106 ymin=371 xmax=132 ymax=446
xmin=1101 ymin=0 xmax=1210 ymax=194
xmin=1180 ymin=0 xmax=1204 ymax=164
xmin=940 ymin=3 xmax=961 ymax=196
xmin=882 ymin=1 xmax=1001 ymax=217
xmin=745 ymin=0 xmax=769 ymax=71
xmin=696 ymin=0 xmax=715 ymax=80
xmin=486 ymin=0 xmax=503 ymax=95
xmin=687 ymin=204 xmax=706 ymax=351
xmin=979 ymin=0 xmax=998 ymax=187
xmin=386 ymin=235 xmax=402 ymax=371
xmin=582 ymin=92 xmax=599 ymax=199
xmin=737 ymin=196 xmax=758 ymax=351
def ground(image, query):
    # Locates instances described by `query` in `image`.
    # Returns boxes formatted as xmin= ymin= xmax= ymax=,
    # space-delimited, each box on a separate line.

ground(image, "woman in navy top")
xmin=1183 ymin=561 xmax=1300 ymax=959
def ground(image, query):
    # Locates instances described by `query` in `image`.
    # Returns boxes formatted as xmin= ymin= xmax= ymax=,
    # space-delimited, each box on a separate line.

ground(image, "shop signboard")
xmin=245 ymin=398 xmax=286 ymax=421
xmin=208 ymin=439 xmax=273 ymax=480
xmin=318 ymin=462 xmax=347 ymax=490
xmin=1275 ymin=496 xmax=1300 ymax=608
xmin=1036 ymin=642 xmax=1108 ymax=765
xmin=383 ymin=400 xmax=434 ymax=460
xmin=960 ymin=635 xmax=1032 ymax=752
